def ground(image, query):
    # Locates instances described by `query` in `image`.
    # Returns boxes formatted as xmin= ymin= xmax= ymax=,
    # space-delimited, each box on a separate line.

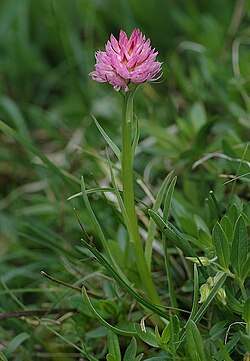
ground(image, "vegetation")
xmin=0 ymin=0 xmax=249 ymax=360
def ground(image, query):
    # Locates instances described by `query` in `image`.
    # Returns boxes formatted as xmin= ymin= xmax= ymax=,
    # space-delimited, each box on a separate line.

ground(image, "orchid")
xmin=89 ymin=29 xmax=162 ymax=92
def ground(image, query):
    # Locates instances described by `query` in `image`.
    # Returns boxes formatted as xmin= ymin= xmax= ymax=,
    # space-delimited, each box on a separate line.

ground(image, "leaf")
xmin=0 ymin=120 xmax=80 ymax=185
xmin=227 ymin=204 xmax=239 ymax=225
xmin=192 ymin=272 xmax=227 ymax=324
xmin=0 ymin=95 xmax=29 ymax=138
xmin=92 ymin=114 xmax=121 ymax=160
xmin=134 ymin=324 xmax=159 ymax=347
xmin=226 ymin=289 xmax=243 ymax=314
xmin=155 ymin=325 xmax=162 ymax=345
xmin=231 ymin=215 xmax=248 ymax=279
xmin=105 ymin=149 xmax=133 ymax=244
xmin=240 ymin=332 xmax=250 ymax=352
xmin=4 ymin=332 xmax=30 ymax=357
xmin=80 ymin=176 xmax=127 ymax=283
xmin=145 ymin=171 xmax=174 ymax=267
xmin=148 ymin=209 xmax=196 ymax=256
xmin=107 ymin=331 xmax=121 ymax=361
xmin=186 ymin=321 xmax=205 ymax=361
xmin=0 ymin=352 xmax=8 ymax=361
xmin=241 ymin=254 xmax=250 ymax=280
xmin=148 ymin=209 xmax=208 ymax=278
xmin=212 ymin=222 xmax=230 ymax=269
xmin=106 ymin=354 xmax=116 ymax=361
xmin=131 ymin=115 xmax=140 ymax=156
xmin=82 ymin=287 xmax=136 ymax=337
xmin=214 ymin=334 xmax=240 ymax=361
xmin=135 ymin=354 xmax=144 ymax=361
xmin=188 ymin=265 xmax=199 ymax=321
xmin=163 ymin=176 xmax=177 ymax=221
xmin=217 ymin=339 xmax=233 ymax=361
xmin=162 ymin=323 xmax=171 ymax=345
xmin=135 ymin=353 xmax=144 ymax=361
xmin=143 ymin=357 xmax=170 ymax=361
xmin=170 ymin=315 xmax=180 ymax=356
xmin=189 ymin=102 xmax=207 ymax=132
xmin=81 ymin=238 xmax=186 ymax=318
xmin=123 ymin=337 xmax=137 ymax=361
xmin=220 ymin=216 xmax=233 ymax=243
xmin=243 ymin=298 xmax=250 ymax=323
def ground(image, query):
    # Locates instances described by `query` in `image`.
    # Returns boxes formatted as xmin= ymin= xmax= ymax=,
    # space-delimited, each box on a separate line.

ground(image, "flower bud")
xmin=216 ymin=288 xmax=227 ymax=305
xmin=199 ymin=283 xmax=211 ymax=303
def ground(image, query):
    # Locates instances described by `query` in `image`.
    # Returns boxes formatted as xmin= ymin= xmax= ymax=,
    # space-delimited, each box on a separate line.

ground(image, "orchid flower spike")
xmin=89 ymin=29 xmax=162 ymax=92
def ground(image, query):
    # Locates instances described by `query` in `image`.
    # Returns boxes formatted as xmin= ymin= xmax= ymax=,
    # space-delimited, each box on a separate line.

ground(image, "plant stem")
xmin=239 ymin=279 xmax=247 ymax=301
xmin=121 ymin=90 xmax=160 ymax=304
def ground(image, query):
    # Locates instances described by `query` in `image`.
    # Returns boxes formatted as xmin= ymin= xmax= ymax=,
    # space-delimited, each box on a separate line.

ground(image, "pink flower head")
xmin=89 ymin=29 xmax=162 ymax=92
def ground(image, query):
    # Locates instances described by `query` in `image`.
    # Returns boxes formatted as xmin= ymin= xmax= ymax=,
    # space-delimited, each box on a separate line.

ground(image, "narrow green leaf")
xmin=149 ymin=209 xmax=207 ymax=278
xmin=4 ymin=332 xmax=30 ymax=357
xmin=231 ymin=215 xmax=248 ymax=278
xmin=163 ymin=176 xmax=177 ymax=222
xmin=170 ymin=315 xmax=180 ymax=356
xmin=241 ymin=254 xmax=250 ymax=281
xmin=82 ymin=287 xmax=136 ymax=337
xmin=41 ymin=322 xmax=87 ymax=356
xmin=135 ymin=354 xmax=144 ymax=361
xmin=134 ymin=324 xmax=159 ymax=347
xmin=212 ymin=222 xmax=230 ymax=269
xmin=188 ymin=264 xmax=199 ymax=321
xmin=80 ymin=176 xmax=127 ymax=283
xmin=240 ymin=332 xmax=250 ymax=351
xmin=227 ymin=204 xmax=239 ymax=225
xmin=243 ymin=298 xmax=250 ymax=323
xmin=105 ymin=149 xmax=134 ymax=243
xmin=148 ymin=209 xmax=195 ymax=256
xmin=214 ymin=334 xmax=240 ymax=361
xmin=107 ymin=331 xmax=121 ymax=361
xmin=0 ymin=95 xmax=29 ymax=138
xmin=208 ymin=190 xmax=221 ymax=219
xmin=0 ymin=119 xmax=80 ymax=185
xmin=92 ymin=114 xmax=121 ymax=160
xmin=142 ymin=357 xmax=170 ymax=361
xmin=68 ymin=187 xmax=149 ymax=208
xmin=106 ymin=354 xmax=116 ymax=361
xmin=0 ymin=352 xmax=8 ymax=361
xmin=123 ymin=337 xmax=137 ymax=361
xmin=155 ymin=326 xmax=162 ymax=346
xmin=81 ymin=238 xmax=186 ymax=318
xmin=220 ymin=216 xmax=233 ymax=243
xmin=131 ymin=115 xmax=140 ymax=156
xmin=145 ymin=171 xmax=174 ymax=267
xmin=226 ymin=289 xmax=243 ymax=313
xmin=186 ymin=321 xmax=205 ymax=361
xmin=81 ymin=177 xmax=110 ymax=256
xmin=217 ymin=339 xmax=233 ymax=361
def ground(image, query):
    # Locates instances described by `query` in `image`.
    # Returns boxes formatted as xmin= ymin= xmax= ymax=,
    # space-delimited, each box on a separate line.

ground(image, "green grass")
xmin=0 ymin=0 xmax=249 ymax=360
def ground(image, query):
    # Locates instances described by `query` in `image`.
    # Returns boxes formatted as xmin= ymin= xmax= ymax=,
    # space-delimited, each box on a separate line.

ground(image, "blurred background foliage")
xmin=0 ymin=0 xmax=249 ymax=359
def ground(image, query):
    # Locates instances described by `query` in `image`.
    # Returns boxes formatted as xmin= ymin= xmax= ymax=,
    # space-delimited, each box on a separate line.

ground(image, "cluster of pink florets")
xmin=89 ymin=29 xmax=162 ymax=92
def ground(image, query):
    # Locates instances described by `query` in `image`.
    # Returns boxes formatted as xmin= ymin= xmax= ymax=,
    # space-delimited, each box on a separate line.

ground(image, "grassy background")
xmin=0 ymin=0 xmax=249 ymax=360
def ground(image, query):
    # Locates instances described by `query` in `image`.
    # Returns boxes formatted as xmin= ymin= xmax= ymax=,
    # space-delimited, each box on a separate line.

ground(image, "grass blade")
xmin=92 ymin=114 xmax=121 ymax=160
xmin=81 ymin=238 xmax=188 ymax=319
xmin=148 ymin=209 xmax=208 ymax=278
xmin=82 ymin=287 xmax=136 ymax=337
xmin=145 ymin=171 xmax=174 ymax=267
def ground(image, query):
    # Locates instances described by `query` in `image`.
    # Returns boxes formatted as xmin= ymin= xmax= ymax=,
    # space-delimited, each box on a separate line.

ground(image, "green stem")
xmin=121 ymin=89 xmax=160 ymax=305
xmin=239 ymin=279 xmax=247 ymax=301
